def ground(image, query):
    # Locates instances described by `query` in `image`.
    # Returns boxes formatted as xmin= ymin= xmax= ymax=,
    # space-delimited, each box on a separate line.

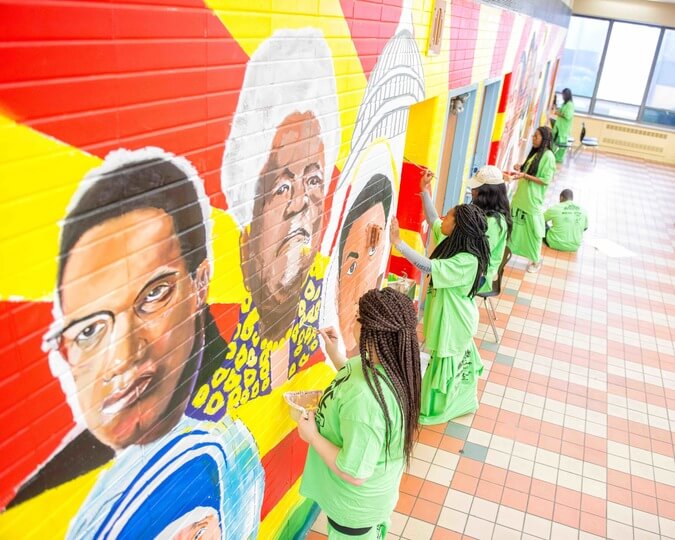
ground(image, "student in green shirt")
xmin=468 ymin=165 xmax=512 ymax=293
xmin=544 ymin=189 xmax=588 ymax=252
xmin=507 ymin=125 xmax=556 ymax=273
xmin=391 ymin=199 xmax=490 ymax=425
xmin=298 ymin=288 xmax=422 ymax=539
xmin=551 ymin=88 xmax=575 ymax=164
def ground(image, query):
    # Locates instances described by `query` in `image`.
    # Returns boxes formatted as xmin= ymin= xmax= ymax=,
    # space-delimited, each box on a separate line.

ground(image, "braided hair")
xmin=357 ymin=288 xmax=421 ymax=465
xmin=522 ymin=126 xmax=553 ymax=177
xmin=430 ymin=204 xmax=490 ymax=298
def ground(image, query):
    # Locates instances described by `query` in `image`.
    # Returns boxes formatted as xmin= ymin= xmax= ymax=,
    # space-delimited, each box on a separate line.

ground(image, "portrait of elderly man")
xmin=9 ymin=148 xmax=263 ymax=521
xmin=192 ymin=28 xmax=340 ymax=418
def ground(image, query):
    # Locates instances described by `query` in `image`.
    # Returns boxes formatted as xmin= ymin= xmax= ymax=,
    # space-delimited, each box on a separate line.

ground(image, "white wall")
xmin=573 ymin=0 xmax=675 ymax=26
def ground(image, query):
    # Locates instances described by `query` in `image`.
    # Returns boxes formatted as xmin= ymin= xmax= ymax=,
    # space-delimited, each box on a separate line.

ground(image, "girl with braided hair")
xmin=507 ymin=125 xmax=557 ymax=273
xmin=391 ymin=178 xmax=490 ymax=425
xmin=298 ymin=288 xmax=421 ymax=539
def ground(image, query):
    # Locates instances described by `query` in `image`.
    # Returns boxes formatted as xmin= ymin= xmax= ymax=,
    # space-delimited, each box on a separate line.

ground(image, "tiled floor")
xmin=307 ymin=151 xmax=675 ymax=540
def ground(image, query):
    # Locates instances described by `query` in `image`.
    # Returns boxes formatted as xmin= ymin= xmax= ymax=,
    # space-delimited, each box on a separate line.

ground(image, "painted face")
xmin=471 ymin=188 xmax=479 ymax=201
xmin=250 ymin=112 xmax=325 ymax=305
xmin=337 ymin=204 xmax=387 ymax=356
xmin=59 ymin=208 xmax=206 ymax=450
xmin=532 ymin=129 xmax=543 ymax=149
xmin=173 ymin=513 xmax=221 ymax=540
xmin=440 ymin=207 xmax=457 ymax=237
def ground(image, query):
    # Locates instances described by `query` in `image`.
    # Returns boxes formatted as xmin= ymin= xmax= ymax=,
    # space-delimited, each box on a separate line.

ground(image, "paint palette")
xmin=283 ymin=390 xmax=323 ymax=422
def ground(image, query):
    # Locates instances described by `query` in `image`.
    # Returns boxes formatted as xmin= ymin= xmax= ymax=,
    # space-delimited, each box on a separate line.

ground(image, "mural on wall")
xmin=190 ymin=29 xmax=340 ymax=419
xmin=0 ymin=0 xmax=567 ymax=538
xmin=41 ymin=148 xmax=264 ymax=538
xmin=320 ymin=2 xmax=425 ymax=356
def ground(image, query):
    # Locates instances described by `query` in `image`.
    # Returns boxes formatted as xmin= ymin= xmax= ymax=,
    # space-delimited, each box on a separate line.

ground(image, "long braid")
xmin=357 ymin=288 xmax=421 ymax=466
xmin=522 ymin=125 xmax=553 ymax=177
xmin=430 ymin=204 xmax=490 ymax=297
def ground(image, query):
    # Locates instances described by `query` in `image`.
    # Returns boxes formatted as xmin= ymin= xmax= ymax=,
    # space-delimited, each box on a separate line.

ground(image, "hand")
xmin=318 ymin=327 xmax=340 ymax=359
xmin=502 ymin=171 xmax=513 ymax=182
xmin=420 ymin=169 xmax=434 ymax=193
xmin=513 ymin=163 xmax=521 ymax=172
xmin=389 ymin=216 xmax=401 ymax=245
xmin=297 ymin=410 xmax=319 ymax=444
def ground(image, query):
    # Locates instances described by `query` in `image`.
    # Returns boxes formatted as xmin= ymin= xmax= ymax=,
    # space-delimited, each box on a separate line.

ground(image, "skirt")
xmin=508 ymin=206 xmax=544 ymax=263
xmin=420 ymin=341 xmax=484 ymax=425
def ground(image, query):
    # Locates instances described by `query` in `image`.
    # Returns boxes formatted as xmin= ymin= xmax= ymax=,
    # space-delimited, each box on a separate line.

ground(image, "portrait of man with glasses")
xmin=11 ymin=147 xmax=264 ymax=536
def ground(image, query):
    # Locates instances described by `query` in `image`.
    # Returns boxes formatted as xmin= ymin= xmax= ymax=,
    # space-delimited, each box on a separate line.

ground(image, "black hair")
xmin=430 ymin=204 xmax=490 ymax=298
xmin=357 ymin=288 xmax=421 ymax=466
xmin=560 ymin=189 xmax=574 ymax=201
xmin=58 ymin=157 xmax=208 ymax=290
xmin=338 ymin=173 xmax=393 ymax=273
xmin=562 ymin=88 xmax=573 ymax=103
xmin=522 ymin=126 xmax=554 ymax=178
xmin=472 ymin=183 xmax=513 ymax=240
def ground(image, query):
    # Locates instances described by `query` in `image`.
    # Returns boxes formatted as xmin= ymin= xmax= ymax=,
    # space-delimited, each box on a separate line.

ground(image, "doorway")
xmin=467 ymin=79 xmax=502 ymax=202
xmin=437 ymin=86 xmax=477 ymax=215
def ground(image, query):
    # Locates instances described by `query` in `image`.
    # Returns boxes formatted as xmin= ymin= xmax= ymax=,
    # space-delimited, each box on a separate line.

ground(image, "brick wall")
xmin=0 ymin=0 xmax=567 ymax=537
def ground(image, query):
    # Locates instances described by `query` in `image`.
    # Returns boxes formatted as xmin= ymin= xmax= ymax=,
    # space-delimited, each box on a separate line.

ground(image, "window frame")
xmin=558 ymin=14 xmax=675 ymax=130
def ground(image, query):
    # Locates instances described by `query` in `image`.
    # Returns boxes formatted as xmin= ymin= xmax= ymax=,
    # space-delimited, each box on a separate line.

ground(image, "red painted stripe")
xmin=0 ymin=0 xmax=249 ymax=211
xmin=260 ymin=429 xmax=308 ymax=520
xmin=339 ymin=0 xmax=403 ymax=79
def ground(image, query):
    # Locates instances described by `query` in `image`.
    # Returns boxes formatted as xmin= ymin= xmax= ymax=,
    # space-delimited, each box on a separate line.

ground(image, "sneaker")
xmin=527 ymin=260 xmax=542 ymax=273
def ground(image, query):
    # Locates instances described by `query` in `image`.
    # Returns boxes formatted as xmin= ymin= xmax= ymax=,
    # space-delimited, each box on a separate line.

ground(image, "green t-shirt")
xmin=544 ymin=200 xmax=588 ymax=252
xmin=423 ymin=219 xmax=479 ymax=357
xmin=300 ymin=356 xmax=404 ymax=528
xmin=553 ymin=101 xmax=575 ymax=144
xmin=478 ymin=213 xmax=508 ymax=293
xmin=511 ymin=149 xmax=556 ymax=214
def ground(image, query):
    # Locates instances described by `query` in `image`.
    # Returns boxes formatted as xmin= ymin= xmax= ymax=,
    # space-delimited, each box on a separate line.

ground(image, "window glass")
xmin=595 ymin=22 xmax=660 ymax=107
xmin=646 ymin=29 xmax=675 ymax=113
xmin=557 ymin=17 xmax=609 ymax=99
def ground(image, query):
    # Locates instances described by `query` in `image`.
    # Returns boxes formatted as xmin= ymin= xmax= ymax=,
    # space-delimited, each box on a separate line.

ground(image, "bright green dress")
xmin=508 ymin=149 xmax=556 ymax=263
xmin=301 ymin=356 xmax=404 ymax=538
xmin=478 ymin=213 xmax=508 ymax=294
xmin=420 ymin=219 xmax=484 ymax=425
xmin=552 ymin=100 xmax=575 ymax=163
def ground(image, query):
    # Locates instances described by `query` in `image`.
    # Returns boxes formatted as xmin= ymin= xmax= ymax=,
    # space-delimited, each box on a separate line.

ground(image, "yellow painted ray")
xmin=409 ymin=0 xmax=451 ymax=100
xmin=0 ymin=464 xmax=109 ymax=538
xmin=260 ymin=476 xmax=303 ymax=540
xmin=231 ymin=361 xmax=334 ymax=456
xmin=205 ymin=0 xmax=368 ymax=173
xmin=0 ymin=116 xmax=102 ymax=301
xmin=471 ymin=4 xmax=500 ymax=82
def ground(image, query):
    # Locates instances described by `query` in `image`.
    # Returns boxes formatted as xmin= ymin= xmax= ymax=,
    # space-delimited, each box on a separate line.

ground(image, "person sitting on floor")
xmin=544 ymin=189 xmax=588 ymax=252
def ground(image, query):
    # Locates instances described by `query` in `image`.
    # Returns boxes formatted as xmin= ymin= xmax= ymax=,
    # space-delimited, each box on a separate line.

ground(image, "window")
xmin=557 ymin=17 xmax=609 ymax=113
xmin=595 ymin=22 xmax=660 ymax=120
xmin=644 ymin=29 xmax=675 ymax=127
xmin=556 ymin=16 xmax=675 ymax=129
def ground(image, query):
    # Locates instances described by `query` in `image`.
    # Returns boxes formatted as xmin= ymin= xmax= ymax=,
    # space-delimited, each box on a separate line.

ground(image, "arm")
xmin=421 ymin=190 xmax=440 ymax=225
xmin=517 ymin=151 xmax=555 ymax=185
xmin=544 ymin=207 xmax=553 ymax=224
xmin=558 ymin=102 xmax=573 ymax=120
xmin=395 ymin=239 xmax=432 ymax=273
xmin=419 ymin=169 xmax=440 ymax=224
xmin=297 ymin=412 xmax=365 ymax=486
xmin=317 ymin=328 xmax=348 ymax=371
xmin=390 ymin=217 xmax=432 ymax=273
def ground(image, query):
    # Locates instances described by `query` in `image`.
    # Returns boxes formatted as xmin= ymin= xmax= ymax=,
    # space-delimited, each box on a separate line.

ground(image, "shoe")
xmin=527 ymin=260 xmax=542 ymax=273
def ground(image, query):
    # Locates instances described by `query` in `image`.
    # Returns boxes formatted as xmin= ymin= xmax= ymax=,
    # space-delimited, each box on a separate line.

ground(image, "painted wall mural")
xmin=0 ymin=0 xmax=567 ymax=538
